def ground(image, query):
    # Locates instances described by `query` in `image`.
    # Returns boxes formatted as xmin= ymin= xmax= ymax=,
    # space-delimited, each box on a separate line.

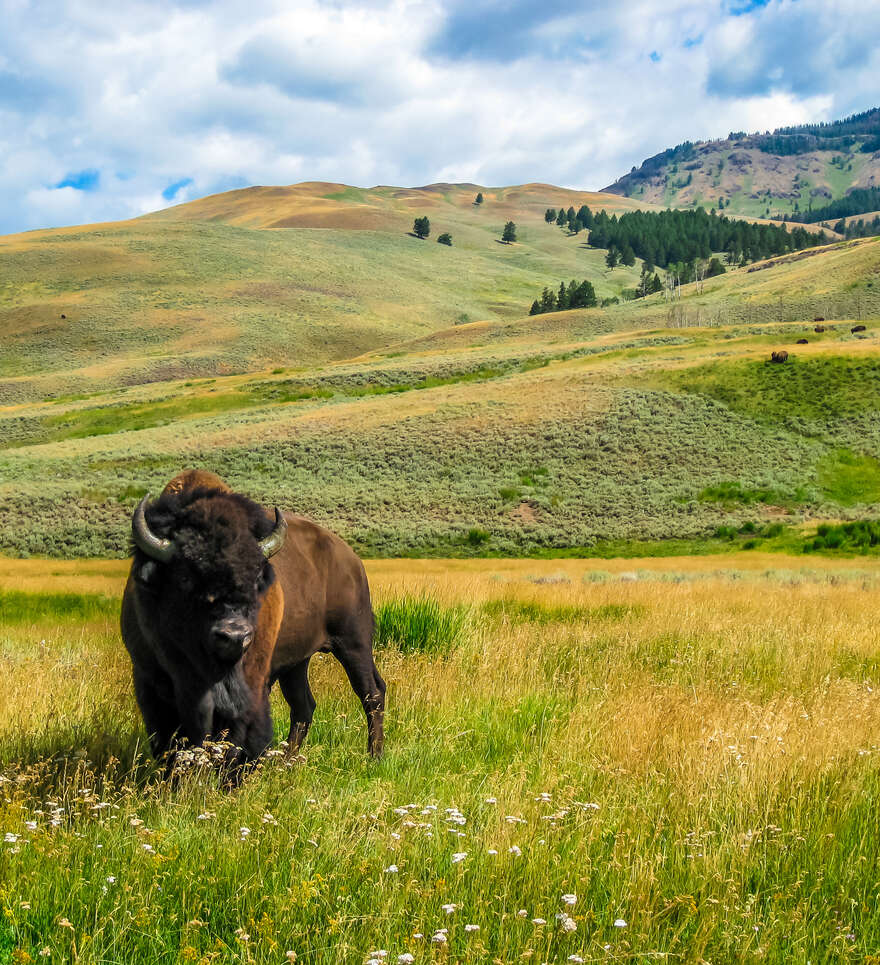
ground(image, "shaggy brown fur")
xmin=121 ymin=470 xmax=384 ymax=777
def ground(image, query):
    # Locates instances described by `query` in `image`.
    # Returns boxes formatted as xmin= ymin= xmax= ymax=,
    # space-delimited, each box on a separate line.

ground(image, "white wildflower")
xmin=384 ymin=864 xmax=399 ymax=874
xmin=613 ymin=918 xmax=627 ymax=928
xmin=398 ymin=956 xmax=414 ymax=964
xmin=442 ymin=903 xmax=456 ymax=915
xmin=561 ymin=894 xmax=577 ymax=906
xmin=508 ymin=845 xmax=522 ymax=856
xmin=532 ymin=918 xmax=546 ymax=926
xmin=464 ymin=924 xmax=479 ymax=933
xmin=451 ymin=852 xmax=467 ymax=863
xmin=431 ymin=931 xmax=447 ymax=944
xmin=4 ymin=832 xmax=19 ymax=844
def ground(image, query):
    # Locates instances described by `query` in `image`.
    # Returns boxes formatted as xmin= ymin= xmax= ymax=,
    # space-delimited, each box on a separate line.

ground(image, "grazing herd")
xmin=121 ymin=470 xmax=384 ymax=781
xmin=770 ymin=322 xmax=870 ymax=362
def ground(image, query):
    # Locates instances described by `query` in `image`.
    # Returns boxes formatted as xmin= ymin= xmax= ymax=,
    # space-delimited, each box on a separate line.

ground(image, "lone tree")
xmin=502 ymin=221 xmax=517 ymax=243
xmin=605 ymin=247 xmax=619 ymax=270
xmin=437 ymin=232 xmax=452 ymax=246
xmin=545 ymin=207 xmax=557 ymax=223
xmin=413 ymin=216 xmax=430 ymax=239
xmin=474 ymin=192 xmax=483 ymax=205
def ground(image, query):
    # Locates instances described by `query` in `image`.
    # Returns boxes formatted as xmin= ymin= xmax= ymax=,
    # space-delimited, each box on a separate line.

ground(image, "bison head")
xmin=131 ymin=486 xmax=287 ymax=674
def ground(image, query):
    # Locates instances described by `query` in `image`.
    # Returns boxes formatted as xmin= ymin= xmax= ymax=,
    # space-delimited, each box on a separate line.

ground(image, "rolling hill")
xmin=604 ymin=107 xmax=880 ymax=221
xmin=0 ymin=182 xmax=648 ymax=403
xmin=0 ymin=174 xmax=878 ymax=558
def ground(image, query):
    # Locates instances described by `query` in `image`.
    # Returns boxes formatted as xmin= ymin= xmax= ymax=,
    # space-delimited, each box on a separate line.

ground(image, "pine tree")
xmin=605 ymin=247 xmax=619 ymax=270
xmin=620 ymin=244 xmax=636 ymax=267
xmin=474 ymin=192 xmax=483 ymax=205
xmin=529 ymin=300 xmax=541 ymax=315
xmin=557 ymin=282 xmax=568 ymax=311
xmin=556 ymin=209 xmax=566 ymax=227
xmin=413 ymin=216 xmax=430 ymax=239
xmin=502 ymin=221 xmax=517 ymax=243
xmin=545 ymin=208 xmax=557 ymax=223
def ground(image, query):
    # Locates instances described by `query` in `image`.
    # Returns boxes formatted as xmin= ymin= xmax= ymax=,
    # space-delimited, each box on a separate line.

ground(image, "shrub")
xmin=373 ymin=595 xmax=468 ymax=655
xmin=467 ymin=528 xmax=491 ymax=547
xmin=437 ymin=233 xmax=452 ymax=246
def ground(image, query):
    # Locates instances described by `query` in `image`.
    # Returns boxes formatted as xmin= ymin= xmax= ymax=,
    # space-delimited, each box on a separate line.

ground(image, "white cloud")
xmin=0 ymin=0 xmax=874 ymax=233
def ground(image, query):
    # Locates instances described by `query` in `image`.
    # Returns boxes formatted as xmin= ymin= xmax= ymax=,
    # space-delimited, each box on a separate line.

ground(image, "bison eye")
xmin=205 ymin=593 xmax=218 ymax=605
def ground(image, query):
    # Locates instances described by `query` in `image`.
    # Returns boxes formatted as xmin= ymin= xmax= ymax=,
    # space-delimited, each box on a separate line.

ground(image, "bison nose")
xmin=212 ymin=622 xmax=254 ymax=657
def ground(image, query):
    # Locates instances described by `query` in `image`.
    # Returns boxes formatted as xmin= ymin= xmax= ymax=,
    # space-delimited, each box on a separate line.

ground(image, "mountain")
xmin=604 ymin=108 xmax=880 ymax=222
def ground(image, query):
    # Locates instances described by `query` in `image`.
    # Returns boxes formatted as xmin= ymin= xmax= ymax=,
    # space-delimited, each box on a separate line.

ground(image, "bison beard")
xmin=121 ymin=470 xmax=385 ymax=782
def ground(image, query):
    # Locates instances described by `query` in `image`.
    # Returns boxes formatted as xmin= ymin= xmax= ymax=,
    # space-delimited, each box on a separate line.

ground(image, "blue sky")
xmin=0 ymin=0 xmax=876 ymax=233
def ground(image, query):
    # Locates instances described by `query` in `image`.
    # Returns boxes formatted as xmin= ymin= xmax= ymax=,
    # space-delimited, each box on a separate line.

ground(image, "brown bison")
xmin=796 ymin=338 xmax=808 ymax=344
xmin=121 ymin=470 xmax=384 ymax=774
xmin=770 ymin=350 xmax=789 ymax=363
xmin=852 ymin=325 xmax=867 ymax=333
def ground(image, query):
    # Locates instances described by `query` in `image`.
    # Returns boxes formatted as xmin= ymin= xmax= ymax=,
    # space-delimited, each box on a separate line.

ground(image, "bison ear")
xmin=136 ymin=560 xmax=159 ymax=586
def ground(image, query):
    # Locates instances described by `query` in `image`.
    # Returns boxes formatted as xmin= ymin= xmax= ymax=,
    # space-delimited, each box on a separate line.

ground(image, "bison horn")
xmin=259 ymin=508 xmax=288 ymax=558
xmin=132 ymin=494 xmax=175 ymax=562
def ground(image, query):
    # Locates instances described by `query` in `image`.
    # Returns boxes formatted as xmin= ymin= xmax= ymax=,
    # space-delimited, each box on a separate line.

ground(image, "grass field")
xmin=1 ymin=554 xmax=880 ymax=963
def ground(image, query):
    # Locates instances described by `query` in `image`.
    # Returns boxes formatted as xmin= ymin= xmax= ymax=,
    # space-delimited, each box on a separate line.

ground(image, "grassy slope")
xmin=0 ymin=183 xmax=646 ymax=402
xmin=604 ymin=137 xmax=880 ymax=220
xmin=0 ymin=233 xmax=878 ymax=558
xmin=3 ymin=559 xmax=880 ymax=962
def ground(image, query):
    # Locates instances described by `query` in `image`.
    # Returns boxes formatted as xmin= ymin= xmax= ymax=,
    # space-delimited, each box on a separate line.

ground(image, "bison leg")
xmin=133 ymin=672 xmax=179 ymax=761
xmin=333 ymin=626 xmax=386 ymax=758
xmin=278 ymin=658 xmax=316 ymax=755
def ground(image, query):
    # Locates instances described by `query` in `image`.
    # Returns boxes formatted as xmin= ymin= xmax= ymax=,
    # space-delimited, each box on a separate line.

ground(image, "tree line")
xmin=790 ymin=187 xmax=880 ymax=224
xmin=584 ymin=207 xmax=827 ymax=269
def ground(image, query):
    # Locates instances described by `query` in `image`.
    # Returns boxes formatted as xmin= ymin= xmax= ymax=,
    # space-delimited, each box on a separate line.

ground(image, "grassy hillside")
xmin=1 ymin=231 xmax=878 ymax=559
xmin=3 ymin=557 xmax=880 ymax=962
xmin=0 ymin=183 xmax=647 ymax=403
xmin=605 ymin=125 xmax=880 ymax=220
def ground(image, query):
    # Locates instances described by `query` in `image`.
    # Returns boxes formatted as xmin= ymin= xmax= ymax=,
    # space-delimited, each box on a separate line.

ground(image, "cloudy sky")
xmin=0 ymin=0 xmax=877 ymax=233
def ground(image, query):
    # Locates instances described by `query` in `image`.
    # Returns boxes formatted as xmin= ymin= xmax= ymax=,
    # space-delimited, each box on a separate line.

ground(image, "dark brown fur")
xmin=770 ymin=350 xmax=789 ymax=363
xmin=121 ymin=470 xmax=384 ymax=775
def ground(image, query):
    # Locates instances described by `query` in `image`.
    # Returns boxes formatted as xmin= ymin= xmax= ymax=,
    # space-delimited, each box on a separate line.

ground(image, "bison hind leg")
xmin=331 ymin=616 xmax=386 ymax=758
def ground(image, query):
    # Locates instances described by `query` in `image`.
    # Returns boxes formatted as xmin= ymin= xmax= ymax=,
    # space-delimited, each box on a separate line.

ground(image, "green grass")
xmin=817 ymin=449 xmax=880 ymax=505
xmin=482 ymin=598 xmax=645 ymax=623
xmin=373 ymin=595 xmax=469 ymax=654
xmin=658 ymin=354 xmax=880 ymax=424
xmin=0 ymin=588 xmax=117 ymax=623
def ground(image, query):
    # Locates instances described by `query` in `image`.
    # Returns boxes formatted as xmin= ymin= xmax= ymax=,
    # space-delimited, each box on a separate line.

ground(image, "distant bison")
xmin=796 ymin=339 xmax=809 ymax=344
xmin=813 ymin=317 xmax=824 ymax=322
xmin=121 ymin=470 xmax=385 ymax=777
xmin=814 ymin=325 xmax=825 ymax=333
xmin=60 ymin=313 xmax=66 ymax=319
xmin=771 ymin=350 xmax=789 ymax=363
xmin=852 ymin=325 xmax=867 ymax=333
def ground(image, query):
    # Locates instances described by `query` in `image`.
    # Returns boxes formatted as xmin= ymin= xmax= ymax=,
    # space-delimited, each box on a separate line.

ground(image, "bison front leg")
xmin=278 ymin=658 xmax=316 ymax=755
xmin=175 ymin=687 xmax=215 ymax=749
xmin=133 ymin=671 xmax=179 ymax=762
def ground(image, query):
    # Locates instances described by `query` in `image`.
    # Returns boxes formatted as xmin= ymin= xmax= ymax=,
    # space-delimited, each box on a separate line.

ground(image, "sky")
xmin=0 ymin=0 xmax=877 ymax=234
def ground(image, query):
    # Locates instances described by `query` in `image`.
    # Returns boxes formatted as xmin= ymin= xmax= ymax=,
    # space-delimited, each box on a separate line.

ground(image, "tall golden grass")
xmin=0 ymin=556 xmax=878 ymax=962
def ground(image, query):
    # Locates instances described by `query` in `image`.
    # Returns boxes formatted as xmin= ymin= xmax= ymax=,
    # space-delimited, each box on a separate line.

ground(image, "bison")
xmin=796 ymin=338 xmax=808 ymax=344
xmin=770 ymin=350 xmax=789 ymax=363
xmin=121 ymin=470 xmax=385 ymax=776
xmin=814 ymin=326 xmax=825 ymax=333
xmin=852 ymin=325 xmax=867 ymax=333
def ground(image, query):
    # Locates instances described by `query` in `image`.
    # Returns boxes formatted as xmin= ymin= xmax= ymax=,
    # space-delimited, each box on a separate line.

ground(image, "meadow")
xmin=1 ymin=554 xmax=880 ymax=963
